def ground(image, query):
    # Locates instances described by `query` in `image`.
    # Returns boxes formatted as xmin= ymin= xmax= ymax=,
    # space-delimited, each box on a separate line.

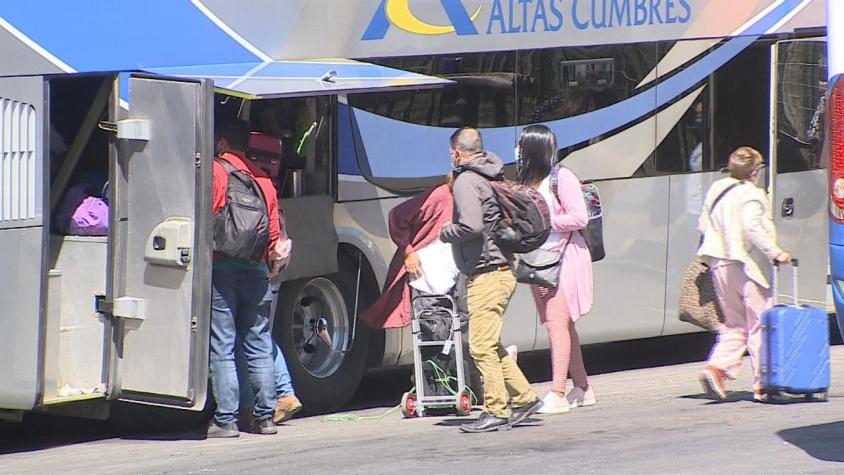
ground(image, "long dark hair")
xmin=517 ymin=124 xmax=557 ymax=187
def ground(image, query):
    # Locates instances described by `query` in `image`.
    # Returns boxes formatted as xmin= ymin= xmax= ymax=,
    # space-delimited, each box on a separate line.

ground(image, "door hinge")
xmin=95 ymin=295 xmax=147 ymax=321
xmin=191 ymin=316 xmax=198 ymax=333
xmin=195 ymin=152 xmax=201 ymax=168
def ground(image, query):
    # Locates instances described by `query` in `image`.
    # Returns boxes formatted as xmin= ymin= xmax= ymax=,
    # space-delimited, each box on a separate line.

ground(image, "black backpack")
xmin=213 ymin=158 xmax=270 ymax=264
xmin=487 ymin=178 xmax=551 ymax=254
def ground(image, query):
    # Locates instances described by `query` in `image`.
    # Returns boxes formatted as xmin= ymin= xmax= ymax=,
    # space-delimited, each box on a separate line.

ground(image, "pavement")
xmin=1 ymin=338 xmax=843 ymax=474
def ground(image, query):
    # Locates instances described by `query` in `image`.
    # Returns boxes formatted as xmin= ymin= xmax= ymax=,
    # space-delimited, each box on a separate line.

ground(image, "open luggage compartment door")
xmin=0 ymin=76 xmax=46 ymax=410
xmin=111 ymin=75 xmax=214 ymax=409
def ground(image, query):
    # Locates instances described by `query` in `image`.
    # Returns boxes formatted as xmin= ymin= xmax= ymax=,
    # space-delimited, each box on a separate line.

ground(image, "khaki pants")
xmin=467 ymin=268 xmax=537 ymax=418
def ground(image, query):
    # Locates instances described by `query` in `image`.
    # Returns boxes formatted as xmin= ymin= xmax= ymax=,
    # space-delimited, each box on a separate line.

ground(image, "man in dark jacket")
xmin=440 ymin=127 xmax=542 ymax=433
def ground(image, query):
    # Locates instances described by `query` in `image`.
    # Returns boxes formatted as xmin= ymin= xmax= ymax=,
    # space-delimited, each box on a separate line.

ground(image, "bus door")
xmin=769 ymin=38 xmax=829 ymax=309
xmin=107 ymin=75 xmax=214 ymax=409
xmin=0 ymin=76 xmax=46 ymax=411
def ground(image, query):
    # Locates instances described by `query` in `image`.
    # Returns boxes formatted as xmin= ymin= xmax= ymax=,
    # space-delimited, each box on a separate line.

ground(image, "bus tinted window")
xmin=775 ymin=40 xmax=828 ymax=173
xmin=644 ymin=40 xmax=773 ymax=176
xmin=350 ymin=52 xmax=517 ymax=128
xmin=712 ymin=42 xmax=771 ymax=171
xmin=516 ymin=43 xmax=657 ymax=124
xmin=637 ymin=41 xmax=713 ymax=176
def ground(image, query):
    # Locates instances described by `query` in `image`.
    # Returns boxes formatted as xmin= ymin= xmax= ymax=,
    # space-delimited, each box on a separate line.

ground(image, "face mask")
xmin=514 ymin=145 xmax=521 ymax=162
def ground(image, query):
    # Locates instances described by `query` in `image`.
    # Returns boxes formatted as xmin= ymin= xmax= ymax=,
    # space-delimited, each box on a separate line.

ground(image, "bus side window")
xmin=775 ymin=41 xmax=828 ymax=174
xmin=349 ymin=52 xmax=518 ymax=129
xmin=517 ymin=44 xmax=657 ymax=125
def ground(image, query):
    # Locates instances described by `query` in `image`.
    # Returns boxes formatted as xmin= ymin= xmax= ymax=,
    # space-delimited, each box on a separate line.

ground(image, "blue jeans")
xmin=209 ymin=267 xmax=275 ymax=424
xmin=236 ymin=339 xmax=295 ymax=401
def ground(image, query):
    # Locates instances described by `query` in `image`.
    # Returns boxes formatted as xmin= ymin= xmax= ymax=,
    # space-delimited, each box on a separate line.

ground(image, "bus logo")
xmin=362 ymin=0 xmax=482 ymax=40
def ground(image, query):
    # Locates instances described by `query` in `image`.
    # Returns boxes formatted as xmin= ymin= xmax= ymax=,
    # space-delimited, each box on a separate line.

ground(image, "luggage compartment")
xmin=44 ymin=236 xmax=108 ymax=402
xmin=42 ymin=74 xmax=114 ymax=404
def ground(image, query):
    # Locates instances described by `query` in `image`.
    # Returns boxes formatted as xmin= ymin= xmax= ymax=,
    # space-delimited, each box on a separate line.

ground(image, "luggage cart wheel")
xmin=455 ymin=390 xmax=472 ymax=417
xmin=401 ymin=392 xmax=418 ymax=418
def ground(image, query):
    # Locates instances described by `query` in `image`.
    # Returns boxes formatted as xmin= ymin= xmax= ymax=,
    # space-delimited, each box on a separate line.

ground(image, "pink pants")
xmin=707 ymin=261 xmax=772 ymax=390
xmin=531 ymin=284 xmax=588 ymax=394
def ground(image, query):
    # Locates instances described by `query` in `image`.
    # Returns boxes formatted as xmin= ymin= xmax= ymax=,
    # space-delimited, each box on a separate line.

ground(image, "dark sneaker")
xmin=207 ymin=421 xmax=240 ymax=438
xmin=459 ymin=412 xmax=510 ymax=433
xmin=254 ymin=417 xmax=278 ymax=435
xmin=509 ymin=398 xmax=543 ymax=426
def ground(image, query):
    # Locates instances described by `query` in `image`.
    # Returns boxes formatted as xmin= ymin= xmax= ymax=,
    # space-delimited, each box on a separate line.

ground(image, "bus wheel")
xmin=275 ymin=253 xmax=373 ymax=413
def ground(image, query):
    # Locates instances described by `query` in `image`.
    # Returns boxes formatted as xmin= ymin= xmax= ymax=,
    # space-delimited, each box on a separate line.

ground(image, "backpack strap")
xmin=708 ymin=180 xmax=744 ymax=214
xmin=549 ymin=165 xmax=584 ymax=248
xmin=698 ymin=180 xmax=745 ymax=248
xmin=215 ymin=156 xmax=269 ymax=208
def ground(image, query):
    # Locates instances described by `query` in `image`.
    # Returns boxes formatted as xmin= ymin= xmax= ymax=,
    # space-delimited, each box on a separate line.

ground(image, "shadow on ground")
xmin=345 ymin=332 xmax=717 ymax=412
xmin=1 ymin=330 xmax=837 ymax=454
xmin=778 ymin=421 xmax=844 ymax=463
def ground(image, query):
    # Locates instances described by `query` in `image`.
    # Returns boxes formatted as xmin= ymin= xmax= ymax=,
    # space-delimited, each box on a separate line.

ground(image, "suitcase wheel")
xmin=455 ymin=390 xmax=472 ymax=417
xmin=401 ymin=392 xmax=418 ymax=418
xmin=805 ymin=391 xmax=829 ymax=402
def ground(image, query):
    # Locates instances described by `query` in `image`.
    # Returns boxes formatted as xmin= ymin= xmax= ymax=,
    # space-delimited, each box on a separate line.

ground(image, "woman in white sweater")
xmin=696 ymin=147 xmax=791 ymax=402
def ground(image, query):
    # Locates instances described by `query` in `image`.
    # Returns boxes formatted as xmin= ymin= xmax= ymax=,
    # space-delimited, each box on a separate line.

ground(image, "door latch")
xmin=781 ymin=197 xmax=795 ymax=218
xmin=95 ymin=295 xmax=146 ymax=320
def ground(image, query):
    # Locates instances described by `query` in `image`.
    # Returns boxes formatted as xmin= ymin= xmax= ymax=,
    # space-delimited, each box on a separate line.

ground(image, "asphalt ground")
xmin=2 ymin=331 xmax=843 ymax=474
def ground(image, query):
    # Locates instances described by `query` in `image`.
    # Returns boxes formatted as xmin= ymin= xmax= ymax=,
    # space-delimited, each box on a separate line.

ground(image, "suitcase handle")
xmin=772 ymin=258 xmax=799 ymax=305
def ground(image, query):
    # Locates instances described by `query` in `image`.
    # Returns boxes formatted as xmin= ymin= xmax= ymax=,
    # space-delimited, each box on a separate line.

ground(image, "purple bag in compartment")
xmin=67 ymin=195 xmax=108 ymax=236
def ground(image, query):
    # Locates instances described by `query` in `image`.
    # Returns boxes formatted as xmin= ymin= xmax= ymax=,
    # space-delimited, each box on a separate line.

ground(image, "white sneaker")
xmin=566 ymin=385 xmax=597 ymax=408
xmin=536 ymin=392 xmax=570 ymax=415
xmin=505 ymin=345 xmax=518 ymax=363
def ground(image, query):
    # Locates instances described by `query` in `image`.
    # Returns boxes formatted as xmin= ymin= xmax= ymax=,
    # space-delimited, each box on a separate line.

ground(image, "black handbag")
xmin=514 ymin=248 xmax=561 ymax=287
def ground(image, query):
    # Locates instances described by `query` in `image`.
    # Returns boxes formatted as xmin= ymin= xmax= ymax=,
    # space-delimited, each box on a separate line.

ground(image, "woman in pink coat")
xmin=517 ymin=125 xmax=595 ymax=414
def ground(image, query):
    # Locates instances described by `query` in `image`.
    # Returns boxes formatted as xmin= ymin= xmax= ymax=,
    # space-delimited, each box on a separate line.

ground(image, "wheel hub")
xmin=291 ymin=278 xmax=349 ymax=378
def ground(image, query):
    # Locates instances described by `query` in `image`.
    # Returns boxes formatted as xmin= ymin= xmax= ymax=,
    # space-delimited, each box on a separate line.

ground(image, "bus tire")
xmin=274 ymin=251 xmax=374 ymax=413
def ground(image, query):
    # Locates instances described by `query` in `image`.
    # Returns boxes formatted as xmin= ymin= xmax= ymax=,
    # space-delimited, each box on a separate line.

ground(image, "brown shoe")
xmin=273 ymin=395 xmax=303 ymax=424
xmin=699 ymin=366 xmax=727 ymax=400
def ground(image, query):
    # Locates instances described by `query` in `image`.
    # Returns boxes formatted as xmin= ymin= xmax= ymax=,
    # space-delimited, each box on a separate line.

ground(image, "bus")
xmin=0 ymin=1 xmax=831 ymax=423
xmin=827 ymin=0 xmax=844 ymax=337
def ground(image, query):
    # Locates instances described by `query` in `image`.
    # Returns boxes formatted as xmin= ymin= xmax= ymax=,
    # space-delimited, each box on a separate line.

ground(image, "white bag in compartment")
xmin=408 ymin=238 xmax=459 ymax=295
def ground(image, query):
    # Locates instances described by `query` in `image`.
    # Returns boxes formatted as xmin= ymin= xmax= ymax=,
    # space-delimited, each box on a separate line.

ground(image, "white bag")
xmin=408 ymin=238 xmax=459 ymax=295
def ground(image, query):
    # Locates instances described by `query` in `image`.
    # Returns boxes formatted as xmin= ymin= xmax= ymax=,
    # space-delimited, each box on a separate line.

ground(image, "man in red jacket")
xmin=207 ymin=120 xmax=285 ymax=438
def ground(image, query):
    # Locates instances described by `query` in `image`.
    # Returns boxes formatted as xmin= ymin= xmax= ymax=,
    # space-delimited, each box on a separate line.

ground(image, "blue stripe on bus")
xmin=0 ymin=0 xmax=260 ymax=72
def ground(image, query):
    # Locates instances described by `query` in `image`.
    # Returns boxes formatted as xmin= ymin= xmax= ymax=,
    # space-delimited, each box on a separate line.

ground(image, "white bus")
xmin=0 ymin=1 xmax=830 ymax=422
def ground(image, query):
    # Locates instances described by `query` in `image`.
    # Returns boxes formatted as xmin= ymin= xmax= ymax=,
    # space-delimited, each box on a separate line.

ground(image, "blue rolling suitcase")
xmin=760 ymin=259 xmax=830 ymax=402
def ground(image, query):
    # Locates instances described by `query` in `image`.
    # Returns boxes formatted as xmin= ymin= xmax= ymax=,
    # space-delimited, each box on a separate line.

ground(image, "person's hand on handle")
xmin=775 ymin=251 xmax=792 ymax=264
